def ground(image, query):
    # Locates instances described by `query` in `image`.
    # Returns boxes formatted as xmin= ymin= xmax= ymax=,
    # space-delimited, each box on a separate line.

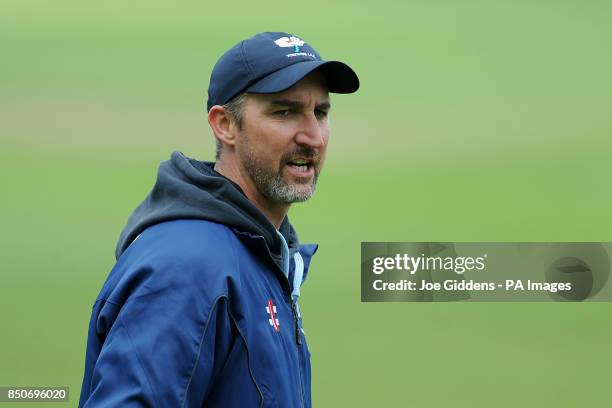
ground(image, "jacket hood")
xmin=115 ymin=151 xmax=300 ymax=261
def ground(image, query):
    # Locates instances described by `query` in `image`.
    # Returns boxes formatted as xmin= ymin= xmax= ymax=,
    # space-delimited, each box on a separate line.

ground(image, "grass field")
xmin=2 ymin=1 xmax=612 ymax=406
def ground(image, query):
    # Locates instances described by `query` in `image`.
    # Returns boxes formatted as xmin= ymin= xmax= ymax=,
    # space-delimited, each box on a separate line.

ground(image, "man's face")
xmin=234 ymin=72 xmax=330 ymax=205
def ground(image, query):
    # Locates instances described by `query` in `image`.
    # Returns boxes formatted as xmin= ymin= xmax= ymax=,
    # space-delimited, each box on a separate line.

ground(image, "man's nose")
xmin=295 ymin=113 xmax=325 ymax=148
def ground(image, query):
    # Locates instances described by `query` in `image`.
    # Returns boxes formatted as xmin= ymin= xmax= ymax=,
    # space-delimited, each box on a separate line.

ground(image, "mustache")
xmin=281 ymin=147 xmax=319 ymax=164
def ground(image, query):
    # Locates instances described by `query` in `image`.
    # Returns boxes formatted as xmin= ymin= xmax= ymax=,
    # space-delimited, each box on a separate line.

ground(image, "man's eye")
xmin=315 ymin=110 xmax=328 ymax=119
xmin=273 ymin=109 xmax=292 ymax=117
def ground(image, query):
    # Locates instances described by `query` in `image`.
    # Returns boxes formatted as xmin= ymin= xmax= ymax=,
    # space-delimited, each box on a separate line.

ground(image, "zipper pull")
xmin=291 ymin=301 xmax=302 ymax=345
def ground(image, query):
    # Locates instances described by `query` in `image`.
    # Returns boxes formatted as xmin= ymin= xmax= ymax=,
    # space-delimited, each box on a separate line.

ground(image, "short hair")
xmin=215 ymin=92 xmax=248 ymax=160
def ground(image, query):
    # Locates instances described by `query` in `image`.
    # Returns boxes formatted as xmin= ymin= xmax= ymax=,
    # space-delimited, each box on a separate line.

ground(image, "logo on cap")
xmin=274 ymin=36 xmax=305 ymax=53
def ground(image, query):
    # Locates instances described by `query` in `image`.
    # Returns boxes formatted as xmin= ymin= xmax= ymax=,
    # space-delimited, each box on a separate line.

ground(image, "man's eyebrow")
xmin=268 ymin=99 xmax=331 ymax=110
xmin=317 ymin=101 xmax=331 ymax=111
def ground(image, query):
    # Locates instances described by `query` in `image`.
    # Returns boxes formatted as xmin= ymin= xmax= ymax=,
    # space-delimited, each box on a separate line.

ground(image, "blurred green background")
xmin=2 ymin=0 xmax=612 ymax=406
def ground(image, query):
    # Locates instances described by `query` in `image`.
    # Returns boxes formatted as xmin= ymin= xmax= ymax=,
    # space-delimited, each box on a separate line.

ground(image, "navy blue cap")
xmin=206 ymin=32 xmax=359 ymax=111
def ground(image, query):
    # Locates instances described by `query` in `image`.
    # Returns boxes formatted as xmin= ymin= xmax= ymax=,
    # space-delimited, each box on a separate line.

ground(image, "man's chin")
xmin=281 ymin=172 xmax=316 ymax=192
xmin=274 ymin=178 xmax=317 ymax=203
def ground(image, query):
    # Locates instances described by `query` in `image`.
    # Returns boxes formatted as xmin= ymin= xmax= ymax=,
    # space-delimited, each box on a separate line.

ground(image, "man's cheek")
xmin=318 ymin=148 xmax=328 ymax=168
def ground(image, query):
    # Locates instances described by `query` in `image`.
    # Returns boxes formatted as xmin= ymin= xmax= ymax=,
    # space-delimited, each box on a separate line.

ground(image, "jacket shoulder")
xmin=128 ymin=220 xmax=236 ymax=265
xmin=101 ymin=220 xmax=240 ymax=305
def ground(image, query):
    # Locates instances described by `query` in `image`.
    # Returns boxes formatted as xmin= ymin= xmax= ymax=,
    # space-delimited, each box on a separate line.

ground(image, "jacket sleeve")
xmin=79 ymin=272 xmax=234 ymax=408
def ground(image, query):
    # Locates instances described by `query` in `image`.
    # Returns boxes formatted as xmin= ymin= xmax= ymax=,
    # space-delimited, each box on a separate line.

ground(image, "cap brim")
xmin=245 ymin=60 xmax=359 ymax=95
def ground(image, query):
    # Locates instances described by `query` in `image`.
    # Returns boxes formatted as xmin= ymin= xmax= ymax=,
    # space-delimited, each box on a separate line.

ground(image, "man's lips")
xmin=284 ymin=158 xmax=316 ymax=178
xmin=285 ymin=162 xmax=315 ymax=178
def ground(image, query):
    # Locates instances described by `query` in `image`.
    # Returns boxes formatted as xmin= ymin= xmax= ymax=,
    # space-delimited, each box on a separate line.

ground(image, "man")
xmin=78 ymin=32 xmax=358 ymax=407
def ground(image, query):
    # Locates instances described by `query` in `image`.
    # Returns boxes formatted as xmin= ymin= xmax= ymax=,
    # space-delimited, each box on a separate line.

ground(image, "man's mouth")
xmin=285 ymin=158 xmax=315 ymax=175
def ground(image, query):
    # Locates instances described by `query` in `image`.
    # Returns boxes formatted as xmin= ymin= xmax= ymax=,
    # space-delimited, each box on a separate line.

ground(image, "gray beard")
xmin=242 ymin=149 xmax=319 ymax=205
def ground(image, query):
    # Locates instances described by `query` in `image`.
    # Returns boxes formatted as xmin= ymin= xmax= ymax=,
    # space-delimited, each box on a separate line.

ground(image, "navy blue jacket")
xmin=79 ymin=152 xmax=318 ymax=407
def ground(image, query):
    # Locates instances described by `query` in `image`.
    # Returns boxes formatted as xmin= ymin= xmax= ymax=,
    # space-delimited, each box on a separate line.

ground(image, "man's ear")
xmin=208 ymin=105 xmax=236 ymax=148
